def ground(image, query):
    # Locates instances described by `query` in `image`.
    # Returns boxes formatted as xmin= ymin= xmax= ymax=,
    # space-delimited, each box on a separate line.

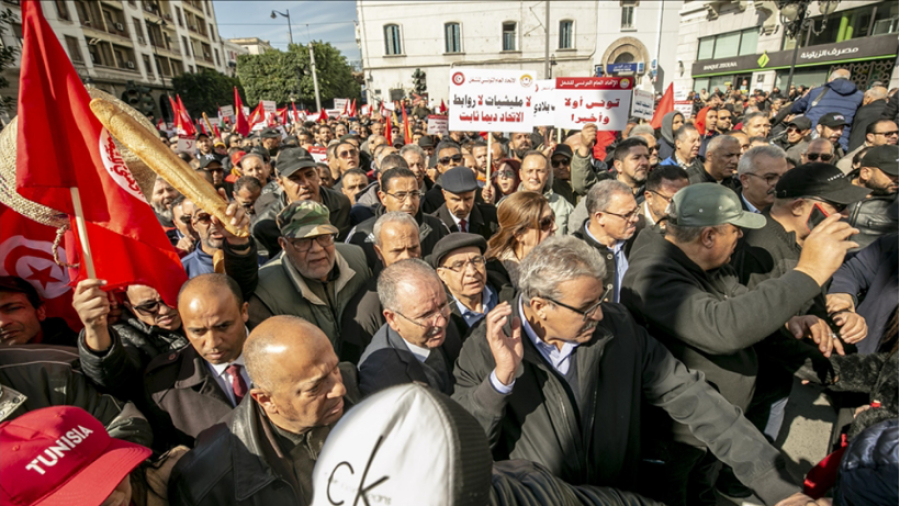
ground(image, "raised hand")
xmin=486 ymin=302 xmax=524 ymax=387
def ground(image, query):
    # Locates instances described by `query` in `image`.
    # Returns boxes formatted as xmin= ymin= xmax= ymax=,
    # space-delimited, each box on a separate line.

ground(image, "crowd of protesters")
xmin=1 ymin=72 xmax=898 ymax=506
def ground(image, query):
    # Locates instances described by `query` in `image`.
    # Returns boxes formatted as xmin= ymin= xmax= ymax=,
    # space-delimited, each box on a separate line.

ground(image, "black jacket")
xmin=846 ymin=194 xmax=899 ymax=252
xmin=571 ymin=218 xmax=644 ymax=303
xmin=252 ymin=186 xmax=352 ymax=259
xmin=621 ymin=229 xmax=822 ymax=445
xmin=35 ymin=317 xmax=77 ymax=347
xmin=433 ymin=202 xmax=499 ymax=242
xmin=337 ymin=276 xmax=383 ymax=364
xmin=848 ymin=100 xmax=888 ymax=151
xmin=168 ymin=364 xmax=360 ymax=506
xmin=346 ymin=205 xmax=449 ymax=268
xmin=686 ymin=165 xmax=741 ymax=193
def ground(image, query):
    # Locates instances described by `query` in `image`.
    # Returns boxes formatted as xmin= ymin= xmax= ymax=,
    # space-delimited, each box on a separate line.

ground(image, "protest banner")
xmin=261 ymin=100 xmax=277 ymax=114
xmin=632 ymin=88 xmax=654 ymax=120
xmin=309 ymin=146 xmax=327 ymax=164
xmin=532 ymin=79 xmax=556 ymax=127
xmin=448 ymin=68 xmax=535 ymax=133
xmin=218 ymin=105 xmax=234 ymax=122
xmin=426 ymin=115 xmax=449 ymax=135
xmin=554 ymin=76 xmax=633 ymax=131
xmin=674 ymin=100 xmax=694 ymax=118
xmin=334 ymin=98 xmax=349 ymax=113
xmin=326 ymin=109 xmax=341 ymax=118
xmin=177 ymin=135 xmax=196 ymax=152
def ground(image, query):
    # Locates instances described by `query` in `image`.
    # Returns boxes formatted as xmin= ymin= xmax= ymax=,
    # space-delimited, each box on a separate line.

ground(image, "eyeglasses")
xmin=544 ymin=288 xmax=610 ymax=322
xmin=338 ymin=149 xmax=359 ymax=158
xmin=384 ymin=191 xmax=420 ymax=201
xmin=496 ymin=169 xmax=516 ymax=179
xmin=745 ymin=172 xmax=782 ymax=185
xmin=130 ymin=298 xmax=171 ymax=316
xmin=874 ymin=131 xmax=899 ymax=137
xmin=394 ymin=302 xmax=452 ymax=330
xmin=439 ymin=154 xmax=463 ymax=165
xmin=648 ymin=189 xmax=674 ymax=203
xmin=602 ymin=208 xmax=640 ymax=221
xmin=438 ymin=255 xmax=486 ymax=273
xmin=287 ymin=233 xmax=337 ymax=252
xmin=192 ymin=213 xmax=212 ymax=225
xmin=178 ymin=214 xmax=193 ymax=225
xmin=806 ymin=153 xmax=834 ymax=162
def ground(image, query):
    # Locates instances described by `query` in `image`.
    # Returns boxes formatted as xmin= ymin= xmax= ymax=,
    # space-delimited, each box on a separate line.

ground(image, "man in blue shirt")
xmin=181 ymin=198 xmax=226 ymax=278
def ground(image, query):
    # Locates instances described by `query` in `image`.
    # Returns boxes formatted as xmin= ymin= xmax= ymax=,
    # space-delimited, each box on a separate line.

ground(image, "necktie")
xmin=458 ymin=219 xmax=467 ymax=232
xmin=226 ymin=363 xmax=248 ymax=405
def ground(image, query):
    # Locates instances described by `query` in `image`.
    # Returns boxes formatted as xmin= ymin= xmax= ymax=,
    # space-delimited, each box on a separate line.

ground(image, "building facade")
xmin=226 ymin=36 xmax=274 ymax=56
xmin=355 ymin=1 xmax=680 ymax=105
xmin=676 ymin=0 xmax=899 ymax=95
xmin=0 ymin=0 xmax=246 ymax=121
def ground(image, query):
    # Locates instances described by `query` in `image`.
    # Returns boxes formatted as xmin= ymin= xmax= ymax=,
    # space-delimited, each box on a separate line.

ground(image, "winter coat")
xmin=251 ymin=186 xmax=352 ymax=259
xmin=790 ymin=78 xmax=863 ymax=151
xmin=847 ymin=100 xmax=888 ymax=152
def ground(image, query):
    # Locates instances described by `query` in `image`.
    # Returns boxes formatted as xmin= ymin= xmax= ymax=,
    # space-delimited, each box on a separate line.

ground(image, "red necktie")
xmin=458 ymin=219 xmax=467 ymax=232
xmin=226 ymin=363 xmax=248 ymax=405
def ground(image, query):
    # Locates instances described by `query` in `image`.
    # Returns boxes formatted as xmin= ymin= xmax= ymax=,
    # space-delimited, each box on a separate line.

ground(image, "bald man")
xmin=169 ymin=315 xmax=361 ymax=506
xmin=143 ymin=273 xmax=249 ymax=449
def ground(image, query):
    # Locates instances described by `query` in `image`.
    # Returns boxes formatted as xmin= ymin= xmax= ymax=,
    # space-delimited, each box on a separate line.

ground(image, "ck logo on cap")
xmin=326 ymin=435 xmax=390 ymax=505
xmin=24 ymin=425 xmax=94 ymax=475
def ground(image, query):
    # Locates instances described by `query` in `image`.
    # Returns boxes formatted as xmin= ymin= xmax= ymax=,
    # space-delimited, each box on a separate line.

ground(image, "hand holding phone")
xmin=807 ymin=202 xmax=830 ymax=231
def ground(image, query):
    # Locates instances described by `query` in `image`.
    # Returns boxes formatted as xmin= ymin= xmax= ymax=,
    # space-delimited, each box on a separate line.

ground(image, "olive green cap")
xmin=670 ymin=183 xmax=766 ymax=229
xmin=276 ymin=201 xmax=339 ymax=239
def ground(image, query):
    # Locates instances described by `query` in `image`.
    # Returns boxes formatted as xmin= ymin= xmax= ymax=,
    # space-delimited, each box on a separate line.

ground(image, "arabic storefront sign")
xmin=632 ymin=88 xmax=654 ymax=120
xmin=554 ymin=77 xmax=634 ymax=131
xmin=449 ymin=68 xmax=536 ymax=132
xmin=533 ymin=79 xmax=556 ymax=127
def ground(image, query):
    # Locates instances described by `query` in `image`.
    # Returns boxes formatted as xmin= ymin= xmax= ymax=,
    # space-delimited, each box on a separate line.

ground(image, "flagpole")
xmin=69 ymin=187 xmax=96 ymax=278
xmin=486 ymin=132 xmax=492 ymax=182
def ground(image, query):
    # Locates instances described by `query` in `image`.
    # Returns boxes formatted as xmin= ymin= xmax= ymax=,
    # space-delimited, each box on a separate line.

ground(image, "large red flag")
xmin=349 ymin=99 xmax=357 ymax=118
xmin=316 ymin=108 xmax=328 ymax=123
xmin=247 ymin=101 xmax=266 ymax=128
xmin=650 ymin=83 xmax=675 ymax=130
xmin=15 ymin=1 xmax=186 ymax=304
xmin=175 ymin=95 xmax=196 ymax=136
xmin=439 ymin=99 xmax=447 ymax=114
xmin=291 ymin=101 xmax=300 ymax=123
xmin=234 ymin=87 xmax=249 ymax=136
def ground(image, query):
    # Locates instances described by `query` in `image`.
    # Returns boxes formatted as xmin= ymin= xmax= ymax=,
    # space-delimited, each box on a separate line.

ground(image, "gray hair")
xmin=707 ymin=134 xmax=739 ymax=154
xmin=519 ymin=236 xmax=606 ymax=302
xmin=585 ymin=180 xmax=632 ymax=215
xmin=435 ymin=141 xmax=461 ymax=156
xmin=377 ymin=258 xmax=441 ymax=312
xmin=737 ymin=145 xmax=787 ymax=176
xmin=399 ymin=143 xmax=426 ymax=160
xmin=830 ymin=68 xmax=851 ymax=81
xmin=807 ymin=137 xmax=835 ymax=155
xmin=629 ymin=124 xmax=655 ymax=137
xmin=373 ymin=211 xmax=418 ymax=248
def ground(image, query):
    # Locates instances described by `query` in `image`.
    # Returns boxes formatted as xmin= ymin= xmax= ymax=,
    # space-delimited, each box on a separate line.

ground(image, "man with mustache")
xmin=688 ymin=135 xmax=742 ymax=193
xmin=736 ymin=145 xmax=790 ymax=213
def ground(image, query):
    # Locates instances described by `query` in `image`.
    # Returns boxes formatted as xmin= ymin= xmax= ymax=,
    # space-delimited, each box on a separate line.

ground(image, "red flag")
xmin=383 ymin=115 xmax=393 ymax=146
xmin=401 ymin=102 xmax=412 ymax=145
xmin=340 ymin=99 xmax=348 ymax=117
xmin=349 ymin=99 xmax=357 ymax=117
xmin=694 ymin=105 xmax=710 ymax=135
xmin=650 ymin=83 xmax=675 ymax=130
xmin=167 ymin=95 xmax=178 ymax=123
xmin=277 ymin=107 xmax=287 ymax=125
xmin=176 ymin=95 xmax=196 ymax=136
xmin=212 ymin=123 xmax=221 ymax=138
xmin=380 ymin=101 xmax=385 ymax=118
xmin=234 ymin=87 xmax=249 ymax=136
xmin=291 ymin=101 xmax=300 ymax=123
xmin=15 ymin=1 xmax=186 ymax=304
xmin=317 ymin=108 xmax=328 ymax=123
xmin=198 ymin=119 xmax=209 ymax=135
xmin=247 ymin=101 xmax=265 ymax=127
xmin=0 ymin=204 xmax=82 ymax=333
xmin=439 ymin=99 xmax=447 ymax=114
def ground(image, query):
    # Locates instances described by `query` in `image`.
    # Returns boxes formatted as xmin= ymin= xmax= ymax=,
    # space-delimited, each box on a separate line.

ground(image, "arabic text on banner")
xmin=554 ymin=77 xmax=634 ymax=131
xmin=674 ymin=100 xmax=693 ymax=119
xmin=333 ymin=98 xmax=349 ymax=113
xmin=426 ymin=115 xmax=449 ymax=135
xmin=631 ymin=89 xmax=654 ymax=121
xmin=533 ymin=79 xmax=556 ymax=127
xmin=262 ymin=100 xmax=277 ymax=114
xmin=449 ymin=68 xmax=536 ymax=133
xmin=308 ymin=146 xmax=327 ymax=164
xmin=218 ymin=105 xmax=234 ymax=122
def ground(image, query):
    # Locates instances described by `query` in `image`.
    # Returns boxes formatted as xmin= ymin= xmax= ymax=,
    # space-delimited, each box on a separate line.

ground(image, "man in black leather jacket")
xmin=846 ymin=146 xmax=898 ymax=250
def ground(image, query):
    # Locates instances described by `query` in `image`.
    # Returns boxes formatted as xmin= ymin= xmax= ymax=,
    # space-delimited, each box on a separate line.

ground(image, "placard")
xmin=532 ymin=79 xmax=556 ymax=127
xmin=326 ymin=109 xmax=341 ymax=118
xmin=426 ymin=115 xmax=449 ymax=135
xmin=218 ymin=105 xmax=234 ymax=122
xmin=176 ymin=135 xmax=196 ymax=152
xmin=449 ymin=68 xmax=535 ymax=133
xmin=333 ymin=98 xmax=349 ymax=113
xmin=674 ymin=100 xmax=694 ymax=118
xmin=308 ymin=146 xmax=327 ymax=164
xmin=554 ymin=77 xmax=633 ymax=131
xmin=631 ymin=89 xmax=654 ymax=120
xmin=262 ymin=100 xmax=277 ymax=114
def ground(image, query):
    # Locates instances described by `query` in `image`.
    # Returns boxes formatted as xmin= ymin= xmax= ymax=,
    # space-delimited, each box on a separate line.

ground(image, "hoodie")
xmin=657 ymin=111 xmax=682 ymax=161
xmin=790 ymin=78 xmax=863 ymax=151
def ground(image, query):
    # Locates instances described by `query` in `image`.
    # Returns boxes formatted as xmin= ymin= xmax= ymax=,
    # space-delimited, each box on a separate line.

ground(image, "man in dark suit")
xmin=358 ymin=259 xmax=461 ymax=396
xmin=432 ymin=166 xmax=499 ymax=241
xmin=143 ymin=273 xmax=250 ymax=448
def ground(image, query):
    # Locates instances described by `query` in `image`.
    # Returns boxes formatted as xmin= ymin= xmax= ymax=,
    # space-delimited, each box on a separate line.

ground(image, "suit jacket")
xmin=848 ymin=100 xmax=888 ymax=152
xmin=144 ymin=345 xmax=236 ymax=449
xmin=358 ymin=324 xmax=462 ymax=396
xmin=433 ymin=202 xmax=499 ymax=242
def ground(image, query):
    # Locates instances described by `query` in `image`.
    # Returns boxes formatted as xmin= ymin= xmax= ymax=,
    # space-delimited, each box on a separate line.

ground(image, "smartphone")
xmin=807 ymin=203 xmax=830 ymax=231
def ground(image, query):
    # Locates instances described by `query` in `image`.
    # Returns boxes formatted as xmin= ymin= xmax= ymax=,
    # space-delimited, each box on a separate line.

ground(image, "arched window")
xmin=445 ymin=22 xmax=461 ymax=53
xmin=559 ymin=20 xmax=573 ymax=49
xmin=384 ymin=24 xmax=402 ymax=55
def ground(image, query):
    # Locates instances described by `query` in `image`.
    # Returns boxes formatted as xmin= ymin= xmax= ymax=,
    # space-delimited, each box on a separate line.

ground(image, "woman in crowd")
xmin=484 ymin=191 xmax=556 ymax=287
xmin=482 ymin=159 xmax=520 ymax=204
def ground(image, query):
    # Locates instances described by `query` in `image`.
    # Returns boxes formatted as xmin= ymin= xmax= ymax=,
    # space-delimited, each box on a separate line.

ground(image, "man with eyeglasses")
xmin=736 ymin=145 xmax=790 ymax=213
xmin=837 ymin=119 xmax=898 ymax=174
xmin=453 ymin=236 xmax=822 ymax=506
xmin=801 ymin=137 xmax=836 ymax=166
xmin=180 ymin=198 xmax=232 ymax=278
xmin=432 ymin=167 xmax=499 ymax=241
xmin=621 ymin=183 xmax=861 ymax=506
xmin=846 ymin=146 xmax=899 ymax=250
xmin=815 ymin=112 xmax=850 ymax=159
xmin=333 ymin=140 xmax=360 ymax=177
xmin=422 ymin=142 xmax=466 ymax=214
xmin=347 ymin=167 xmax=449 ymax=268
xmin=641 ymin=165 xmax=689 ymax=229
xmin=358 ymin=259 xmax=461 ymax=396
xmin=572 ymin=180 xmax=644 ymax=303
xmin=198 ymin=154 xmax=229 ymax=193
xmin=549 ymin=144 xmax=576 ymax=206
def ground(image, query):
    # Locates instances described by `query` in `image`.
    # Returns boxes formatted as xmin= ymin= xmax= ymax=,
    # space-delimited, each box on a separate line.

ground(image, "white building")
xmin=0 ymin=0 xmax=241 ymax=120
xmin=676 ymin=0 xmax=898 ymax=94
xmin=356 ymin=0 xmax=681 ymax=106
xmin=226 ymin=36 xmax=274 ymax=56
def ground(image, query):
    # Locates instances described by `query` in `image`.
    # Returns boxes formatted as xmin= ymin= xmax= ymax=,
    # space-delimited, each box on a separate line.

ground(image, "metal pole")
xmin=544 ymin=0 xmax=550 ymax=79
xmin=309 ymin=42 xmax=322 ymax=112
xmin=785 ymin=37 xmax=801 ymax=94
xmin=286 ymin=10 xmax=293 ymax=45
xmin=654 ymin=0 xmax=664 ymax=90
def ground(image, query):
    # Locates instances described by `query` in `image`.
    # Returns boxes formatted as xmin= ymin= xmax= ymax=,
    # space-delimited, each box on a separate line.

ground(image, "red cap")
xmin=230 ymin=150 xmax=247 ymax=168
xmin=0 ymin=406 xmax=151 ymax=506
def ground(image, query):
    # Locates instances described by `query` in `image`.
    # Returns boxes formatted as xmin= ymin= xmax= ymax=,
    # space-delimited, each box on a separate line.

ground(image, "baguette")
xmin=89 ymin=98 xmax=248 ymax=238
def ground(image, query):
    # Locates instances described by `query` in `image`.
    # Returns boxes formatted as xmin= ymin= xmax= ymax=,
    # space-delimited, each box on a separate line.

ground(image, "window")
xmin=182 ymin=35 xmax=191 ymax=56
xmin=502 ymin=22 xmax=516 ymax=51
xmin=214 ymin=48 xmax=220 ymax=66
xmin=697 ymin=36 xmax=714 ymax=60
xmin=142 ymin=54 xmax=152 ymax=76
xmin=621 ymin=3 xmax=635 ymax=30
xmin=12 ymin=23 xmax=22 ymax=47
xmin=65 ymin=35 xmax=83 ymax=62
xmin=209 ymin=23 xmax=216 ymax=41
xmin=383 ymin=24 xmax=402 ymax=55
xmin=696 ymin=28 xmax=759 ymax=60
xmin=175 ymin=6 xmax=184 ymax=27
xmin=132 ymin=17 xmax=144 ymax=41
xmin=55 ymin=0 xmax=70 ymax=21
xmin=444 ymin=22 xmax=461 ymax=53
xmin=558 ymin=20 xmax=573 ymax=49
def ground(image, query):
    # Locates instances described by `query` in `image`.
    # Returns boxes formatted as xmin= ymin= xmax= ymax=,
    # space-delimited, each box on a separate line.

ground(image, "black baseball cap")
xmin=551 ymin=144 xmax=573 ymax=160
xmin=196 ymin=132 xmax=210 ymax=140
xmin=441 ymin=166 xmax=479 ymax=194
xmin=860 ymin=145 xmax=899 ymax=177
xmin=417 ymin=136 xmax=434 ymax=148
xmin=198 ymin=154 xmax=224 ymax=170
xmin=430 ymin=233 xmax=487 ymax=268
xmin=774 ymin=163 xmax=871 ymax=204
xmin=277 ymin=156 xmax=318 ymax=178
xmin=818 ymin=112 xmax=850 ymax=128
xmin=260 ymin=127 xmax=282 ymax=139
xmin=787 ymin=116 xmax=812 ymax=130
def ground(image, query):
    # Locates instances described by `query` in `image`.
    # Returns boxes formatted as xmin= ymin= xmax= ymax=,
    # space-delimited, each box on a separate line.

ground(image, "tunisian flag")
xmin=650 ymin=83 xmax=675 ymax=130
xmin=247 ymin=101 xmax=266 ymax=128
xmin=175 ymin=95 xmax=196 ymax=137
xmin=234 ymin=87 xmax=250 ymax=136
xmin=15 ymin=1 xmax=186 ymax=304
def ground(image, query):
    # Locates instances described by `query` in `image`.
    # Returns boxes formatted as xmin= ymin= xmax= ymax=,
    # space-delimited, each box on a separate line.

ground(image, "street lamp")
xmin=271 ymin=9 xmax=293 ymax=46
xmin=776 ymin=0 xmax=840 ymax=94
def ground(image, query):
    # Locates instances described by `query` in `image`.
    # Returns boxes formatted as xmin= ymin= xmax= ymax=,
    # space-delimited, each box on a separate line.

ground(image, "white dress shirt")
xmin=206 ymin=354 xmax=251 ymax=407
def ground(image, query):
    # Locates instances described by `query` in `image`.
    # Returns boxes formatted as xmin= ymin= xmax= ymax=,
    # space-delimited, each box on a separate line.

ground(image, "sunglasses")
xmin=338 ymin=149 xmax=359 ymax=158
xmin=537 ymin=214 xmax=555 ymax=232
xmin=192 ymin=213 xmax=212 ymax=224
xmin=807 ymin=153 xmax=834 ymax=162
xmin=439 ymin=154 xmax=463 ymax=165
xmin=551 ymin=158 xmax=570 ymax=168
